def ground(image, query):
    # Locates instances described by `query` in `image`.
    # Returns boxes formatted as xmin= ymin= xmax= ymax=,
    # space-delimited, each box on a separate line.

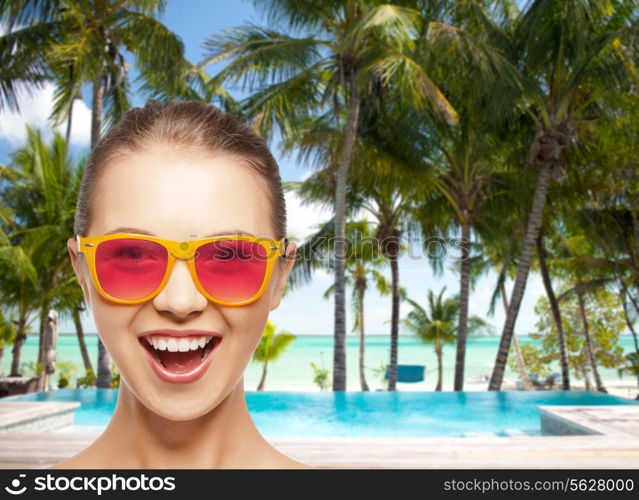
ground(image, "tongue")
xmin=157 ymin=348 xmax=204 ymax=374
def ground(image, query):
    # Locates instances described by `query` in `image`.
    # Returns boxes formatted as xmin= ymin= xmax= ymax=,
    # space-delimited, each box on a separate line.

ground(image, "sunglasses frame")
xmin=76 ymin=232 xmax=288 ymax=307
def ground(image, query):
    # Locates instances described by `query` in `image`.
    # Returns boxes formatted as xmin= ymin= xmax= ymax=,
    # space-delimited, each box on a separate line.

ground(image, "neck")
xmin=95 ymin=378 xmax=270 ymax=468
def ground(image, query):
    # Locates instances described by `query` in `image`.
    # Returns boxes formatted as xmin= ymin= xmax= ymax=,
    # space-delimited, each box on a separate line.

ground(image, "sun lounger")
xmin=383 ymin=365 xmax=425 ymax=383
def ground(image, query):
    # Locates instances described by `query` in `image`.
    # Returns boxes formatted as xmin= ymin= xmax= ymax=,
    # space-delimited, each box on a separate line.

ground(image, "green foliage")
xmin=19 ymin=360 xmax=43 ymax=377
xmin=618 ymin=352 xmax=639 ymax=378
xmin=110 ymin=364 xmax=120 ymax=388
xmin=76 ymin=368 xmax=97 ymax=388
xmin=403 ymin=286 xmax=494 ymax=344
xmin=252 ymin=320 xmax=296 ymax=363
xmin=526 ymin=288 xmax=627 ymax=381
xmin=310 ymin=361 xmax=330 ymax=391
xmin=0 ymin=310 xmax=16 ymax=348
xmin=507 ymin=342 xmax=553 ymax=379
xmin=371 ymin=362 xmax=389 ymax=384
xmin=56 ymin=360 xmax=77 ymax=388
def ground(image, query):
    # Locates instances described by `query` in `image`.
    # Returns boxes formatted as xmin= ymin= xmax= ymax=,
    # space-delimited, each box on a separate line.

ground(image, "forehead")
xmin=89 ymin=146 xmax=273 ymax=240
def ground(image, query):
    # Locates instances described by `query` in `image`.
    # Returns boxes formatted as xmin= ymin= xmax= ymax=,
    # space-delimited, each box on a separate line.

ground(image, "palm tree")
xmin=0 ymin=127 xmax=83 ymax=388
xmin=1 ymin=0 xmax=194 ymax=131
xmin=0 ymin=186 xmax=40 ymax=376
xmin=402 ymin=286 xmax=491 ymax=391
xmin=403 ymin=287 xmax=457 ymax=391
xmin=0 ymin=308 xmax=17 ymax=369
xmin=550 ymin=233 xmax=615 ymax=393
xmin=200 ymin=0 xmax=467 ymax=391
xmin=252 ymin=320 xmax=296 ymax=391
xmin=487 ymin=0 xmax=638 ymax=390
xmin=407 ymin=97 xmax=515 ymax=391
xmin=0 ymin=0 xmax=57 ymax=112
xmin=322 ymin=220 xmax=390 ymax=391
xmin=476 ymin=214 xmax=537 ymax=391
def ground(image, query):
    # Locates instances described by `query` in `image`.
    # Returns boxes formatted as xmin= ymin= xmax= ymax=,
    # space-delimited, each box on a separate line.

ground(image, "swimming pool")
xmin=5 ymin=389 xmax=638 ymax=437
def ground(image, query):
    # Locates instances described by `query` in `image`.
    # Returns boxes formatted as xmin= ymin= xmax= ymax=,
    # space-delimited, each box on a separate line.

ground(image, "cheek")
xmin=89 ymin=291 xmax=140 ymax=359
xmin=223 ymin=298 xmax=272 ymax=359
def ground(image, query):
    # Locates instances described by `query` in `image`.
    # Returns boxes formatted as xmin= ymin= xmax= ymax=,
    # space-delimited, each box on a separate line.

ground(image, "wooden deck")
xmin=0 ymin=403 xmax=638 ymax=468
xmin=0 ymin=433 xmax=638 ymax=468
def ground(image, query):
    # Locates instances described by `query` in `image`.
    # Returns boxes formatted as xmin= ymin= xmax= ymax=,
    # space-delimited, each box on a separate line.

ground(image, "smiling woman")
xmin=55 ymin=100 xmax=308 ymax=469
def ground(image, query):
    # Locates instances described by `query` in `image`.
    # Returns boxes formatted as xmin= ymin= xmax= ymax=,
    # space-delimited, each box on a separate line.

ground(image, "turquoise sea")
xmin=1 ymin=334 xmax=636 ymax=391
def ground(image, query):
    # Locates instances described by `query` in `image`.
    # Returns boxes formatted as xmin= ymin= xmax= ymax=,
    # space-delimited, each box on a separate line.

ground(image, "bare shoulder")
xmin=279 ymin=456 xmax=316 ymax=469
xmin=48 ymin=455 xmax=87 ymax=469
xmin=48 ymin=444 xmax=107 ymax=469
xmin=266 ymin=448 xmax=316 ymax=469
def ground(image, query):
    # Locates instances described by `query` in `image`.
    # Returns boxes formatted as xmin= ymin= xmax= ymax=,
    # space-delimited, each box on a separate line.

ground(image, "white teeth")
xmin=178 ymin=338 xmax=190 ymax=352
xmin=167 ymin=338 xmax=179 ymax=352
xmin=144 ymin=335 xmax=215 ymax=352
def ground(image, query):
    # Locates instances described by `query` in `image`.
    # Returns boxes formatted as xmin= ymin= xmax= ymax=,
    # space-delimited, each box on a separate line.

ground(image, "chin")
xmin=131 ymin=382 xmax=229 ymax=422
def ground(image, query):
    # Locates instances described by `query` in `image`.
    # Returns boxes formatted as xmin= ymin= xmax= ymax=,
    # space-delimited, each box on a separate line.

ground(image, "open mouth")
xmin=139 ymin=334 xmax=220 ymax=375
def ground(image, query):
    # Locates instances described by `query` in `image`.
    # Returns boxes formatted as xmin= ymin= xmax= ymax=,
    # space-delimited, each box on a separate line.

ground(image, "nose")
xmin=152 ymin=258 xmax=208 ymax=318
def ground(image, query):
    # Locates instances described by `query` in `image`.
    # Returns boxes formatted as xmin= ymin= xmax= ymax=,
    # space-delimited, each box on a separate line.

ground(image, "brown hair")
xmin=74 ymin=100 xmax=288 ymax=258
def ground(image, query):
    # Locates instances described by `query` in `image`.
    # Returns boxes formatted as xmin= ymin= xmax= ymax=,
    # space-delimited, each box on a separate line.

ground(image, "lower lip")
xmin=140 ymin=337 xmax=220 ymax=383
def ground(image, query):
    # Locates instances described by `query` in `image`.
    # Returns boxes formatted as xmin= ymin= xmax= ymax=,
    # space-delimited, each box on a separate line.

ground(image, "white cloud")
xmin=314 ymin=267 xmax=333 ymax=283
xmin=285 ymin=190 xmax=332 ymax=242
xmin=0 ymin=82 xmax=91 ymax=146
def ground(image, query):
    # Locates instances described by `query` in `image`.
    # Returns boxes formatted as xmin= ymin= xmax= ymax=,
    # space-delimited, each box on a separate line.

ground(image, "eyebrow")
xmin=104 ymin=227 xmax=256 ymax=238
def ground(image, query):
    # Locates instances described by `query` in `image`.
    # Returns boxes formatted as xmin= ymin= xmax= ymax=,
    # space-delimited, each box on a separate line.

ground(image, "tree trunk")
xmin=257 ymin=361 xmax=268 ymax=391
xmin=386 ymin=252 xmax=401 ymax=391
xmin=622 ymin=287 xmax=639 ymax=352
xmin=10 ymin=333 xmax=26 ymax=376
xmin=581 ymin=364 xmax=592 ymax=391
xmin=435 ymin=342 xmax=443 ymax=391
xmin=9 ymin=316 xmax=26 ymax=376
xmin=626 ymin=174 xmax=639 ymax=274
xmin=65 ymin=63 xmax=75 ymax=143
xmin=36 ymin=305 xmax=50 ymax=390
xmin=97 ymin=340 xmax=111 ymax=388
xmin=73 ymin=305 xmax=93 ymax=374
xmin=357 ymin=285 xmax=369 ymax=391
xmin=489 ymin=163 xmax=553 ymax=390
xmin=332 ymin=69 xmax=360 ymax=392
xmin=91 ymin=75 xmax=112 ymax=389
xmin=91 ymin=77 xmax=104 ymax=148
xmin=576 ymin=292 xmax=606 ymax=393
xmin=536 ymin=230 xmax=571 ymax=390
xmin=42 ymin=309 xmax=58 ymax=391
xmin=500 ymin=282 xmax=534 ymax=390
xmin=454 ymin=222 xmax=471 ymax=391
xmin=620 ymin=284 xmax=639 ymax=397
xmin=66 ymin=99 xmax=74 ymax=143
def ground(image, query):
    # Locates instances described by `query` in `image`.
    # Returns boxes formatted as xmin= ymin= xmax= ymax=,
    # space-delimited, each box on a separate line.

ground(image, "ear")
xmin=269 ymin=240 xmax=297 ymax=311
xmin=67 ymin=237 xmax=92 ymax=309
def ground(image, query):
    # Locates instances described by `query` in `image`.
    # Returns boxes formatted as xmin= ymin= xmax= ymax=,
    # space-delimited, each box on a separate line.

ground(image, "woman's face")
xmin=67 ymin=144 xmax=296 ymax=421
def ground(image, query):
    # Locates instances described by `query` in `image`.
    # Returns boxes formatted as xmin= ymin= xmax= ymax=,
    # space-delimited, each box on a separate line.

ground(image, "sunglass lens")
xmin=95 ymin=238 xmax=168 ymax=300
xmin=194 ymin=240 xmax=267 ymax=302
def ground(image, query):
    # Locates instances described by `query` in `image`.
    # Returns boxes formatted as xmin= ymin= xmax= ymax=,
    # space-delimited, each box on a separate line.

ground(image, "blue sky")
xmin=0 ymin=0 xmax=549 ymax=337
